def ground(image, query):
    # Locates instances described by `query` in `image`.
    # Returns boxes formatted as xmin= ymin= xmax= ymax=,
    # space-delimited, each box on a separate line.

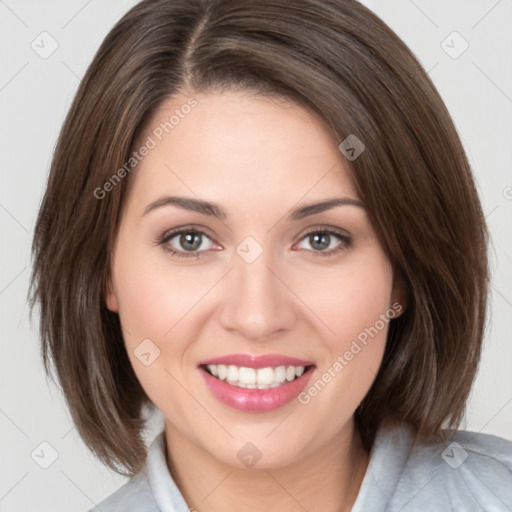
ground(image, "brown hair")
xmin=29 ymin=0 xmax=489 ymax=475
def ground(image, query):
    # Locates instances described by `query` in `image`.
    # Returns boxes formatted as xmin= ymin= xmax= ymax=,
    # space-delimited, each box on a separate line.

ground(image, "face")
xmin=106 ymin=90 xmax=405 ymax=469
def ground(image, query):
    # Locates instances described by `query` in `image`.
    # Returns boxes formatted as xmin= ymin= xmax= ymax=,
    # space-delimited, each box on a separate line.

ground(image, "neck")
xmin=164 ymin=418 xmax=369 ymax=512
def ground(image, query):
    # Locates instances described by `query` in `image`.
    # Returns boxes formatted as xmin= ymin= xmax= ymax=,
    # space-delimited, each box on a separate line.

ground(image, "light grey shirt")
xmin=89 ymin=423 xmax=512 ymax=511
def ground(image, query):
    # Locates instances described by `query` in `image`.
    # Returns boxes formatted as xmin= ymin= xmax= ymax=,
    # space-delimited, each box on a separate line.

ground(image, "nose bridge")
xmin=219 ymin=238 xmax=297 ymax=339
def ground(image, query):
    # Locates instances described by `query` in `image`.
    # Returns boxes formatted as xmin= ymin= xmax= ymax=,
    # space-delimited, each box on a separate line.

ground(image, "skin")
xmin=106 ymin=90 xmax=406 ymax=512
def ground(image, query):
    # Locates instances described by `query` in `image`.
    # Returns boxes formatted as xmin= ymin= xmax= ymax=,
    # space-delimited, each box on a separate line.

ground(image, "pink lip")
xmin=197 ymin=354 xmax=316 ymax=412
xmin=198 ymin=353 xmax=315 ymax=369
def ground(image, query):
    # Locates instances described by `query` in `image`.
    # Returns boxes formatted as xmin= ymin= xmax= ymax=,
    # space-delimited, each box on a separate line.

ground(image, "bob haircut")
xmin=30 ymin=0 xmax=489 ymax=476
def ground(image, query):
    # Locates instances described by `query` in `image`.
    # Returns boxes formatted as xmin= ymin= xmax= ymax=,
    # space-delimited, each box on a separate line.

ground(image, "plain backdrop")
xmin=0 ymin=1 xmax=511 ymax=510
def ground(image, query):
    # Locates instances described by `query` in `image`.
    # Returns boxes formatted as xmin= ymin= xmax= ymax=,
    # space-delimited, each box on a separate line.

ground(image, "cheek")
xmin=294 ymin=251 xmax=394 ymax=347
xmin=112 ymin=243 xmax=223 ymax=398
xmin=113 ymin=243 xmax=212 ymax=343
xmin=111 ymin=246 xmax=203 ymax=403
xmin=293 ymin=251 xmax=393 ymax=406
xmin=295 ymin=256 xmax=393 ymax=413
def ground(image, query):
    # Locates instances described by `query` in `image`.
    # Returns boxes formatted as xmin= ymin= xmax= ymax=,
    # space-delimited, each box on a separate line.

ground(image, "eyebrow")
xmin=143 ymin=195 xmax=364 ymax=221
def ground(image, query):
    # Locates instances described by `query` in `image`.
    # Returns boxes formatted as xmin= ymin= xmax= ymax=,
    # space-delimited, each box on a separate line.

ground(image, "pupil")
xmin=310 ymin=233 xmax=330 ymax=250
xmin=181 ymin=233 xmax=202 ymax=251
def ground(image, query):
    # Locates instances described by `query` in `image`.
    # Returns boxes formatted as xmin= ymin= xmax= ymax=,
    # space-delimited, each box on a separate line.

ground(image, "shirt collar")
xmin=146 ymin=432 xmax=191 ymax=512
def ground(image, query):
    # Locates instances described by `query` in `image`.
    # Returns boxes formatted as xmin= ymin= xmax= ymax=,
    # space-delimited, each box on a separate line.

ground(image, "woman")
xmin=29 ymin=0 xmax=512 ymax=510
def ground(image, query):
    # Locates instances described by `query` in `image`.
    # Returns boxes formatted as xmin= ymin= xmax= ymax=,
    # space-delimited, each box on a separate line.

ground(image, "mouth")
xmin=197 ymin=354 xmax=316 ymax=412
xmin=201 ymin=363 xmax=315 ymax=389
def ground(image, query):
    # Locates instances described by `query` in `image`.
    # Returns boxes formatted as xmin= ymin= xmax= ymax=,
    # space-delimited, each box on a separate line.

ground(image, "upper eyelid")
xmin=159 ymin=224 xmax=217 ymax=243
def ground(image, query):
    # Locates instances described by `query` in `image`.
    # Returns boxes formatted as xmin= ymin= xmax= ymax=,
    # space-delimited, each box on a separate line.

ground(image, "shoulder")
xmin=404 ymin=428 xmax=512 ymax=510
xmin=355 ymin=423 xmax=512 ymax=512
xmin=88 ymin=468 xmax=159 ymax=512
xmin=87 ymin=431 xmax=191 ymax=512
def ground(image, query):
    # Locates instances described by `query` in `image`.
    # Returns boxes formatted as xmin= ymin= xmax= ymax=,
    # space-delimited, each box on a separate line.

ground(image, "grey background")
xmin=0 ymin=0 xmax=511 ymax=510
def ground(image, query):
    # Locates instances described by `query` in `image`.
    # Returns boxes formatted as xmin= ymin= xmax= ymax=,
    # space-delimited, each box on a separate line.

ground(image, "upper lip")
xmin=198 ymin=353 xmax=315 ymax=369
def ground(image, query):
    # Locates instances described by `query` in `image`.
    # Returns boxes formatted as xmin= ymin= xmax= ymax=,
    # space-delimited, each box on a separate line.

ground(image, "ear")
xmin=105 ymin=276 xmax=119 ymax=313
xmin=390 ymin=271 xmax=408 ymax=318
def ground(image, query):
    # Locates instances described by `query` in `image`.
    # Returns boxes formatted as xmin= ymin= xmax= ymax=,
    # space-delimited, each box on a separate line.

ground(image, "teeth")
xmin=274 ymin=366 xmax=286 ymax=383
xmin=256 ymin=367 xmax=274 ymax=385
xmin=217 ymin=364 xmax=227 ymax=381
xmin=239 ymin=367 xmax=256 ymax=385
xmin=205 ymin=364 xmax=308 ymax=389
xmin=227 ymin=365 xmax=238 ymax=381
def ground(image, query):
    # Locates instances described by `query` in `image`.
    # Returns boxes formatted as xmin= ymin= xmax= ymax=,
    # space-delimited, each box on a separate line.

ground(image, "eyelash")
xmin=156 ymin=225 xmax=352 ymax=259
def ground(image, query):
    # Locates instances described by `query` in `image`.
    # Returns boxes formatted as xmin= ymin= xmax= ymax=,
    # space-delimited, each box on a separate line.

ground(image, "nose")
xmin=218 ymin=246 xmax=298 ymax=341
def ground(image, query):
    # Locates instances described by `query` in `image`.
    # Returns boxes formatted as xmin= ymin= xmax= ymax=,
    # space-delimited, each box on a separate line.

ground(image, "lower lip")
xmin=199 ymin=366 xmax=315 ymax=412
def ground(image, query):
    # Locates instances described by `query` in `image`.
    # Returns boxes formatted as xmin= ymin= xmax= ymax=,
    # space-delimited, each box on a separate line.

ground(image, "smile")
xmin=198 ymin=354 xmax=316 ymax=412
xmin=204 ymin=364 xmax=307 ymax=389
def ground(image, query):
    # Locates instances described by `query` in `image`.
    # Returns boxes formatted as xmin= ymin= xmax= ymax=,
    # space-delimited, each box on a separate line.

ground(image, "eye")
xmin=157 ymin=227 xmax=217 ymax=258
xmin=157 ymin=225 xmax=352 ymax=259
xmin=295 ymin=227 xmax=352 ymax=256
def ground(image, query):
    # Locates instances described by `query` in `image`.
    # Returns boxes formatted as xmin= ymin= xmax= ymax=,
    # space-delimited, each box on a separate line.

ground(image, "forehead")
xmin=126 ymin=90 xmax=359 ymax=213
